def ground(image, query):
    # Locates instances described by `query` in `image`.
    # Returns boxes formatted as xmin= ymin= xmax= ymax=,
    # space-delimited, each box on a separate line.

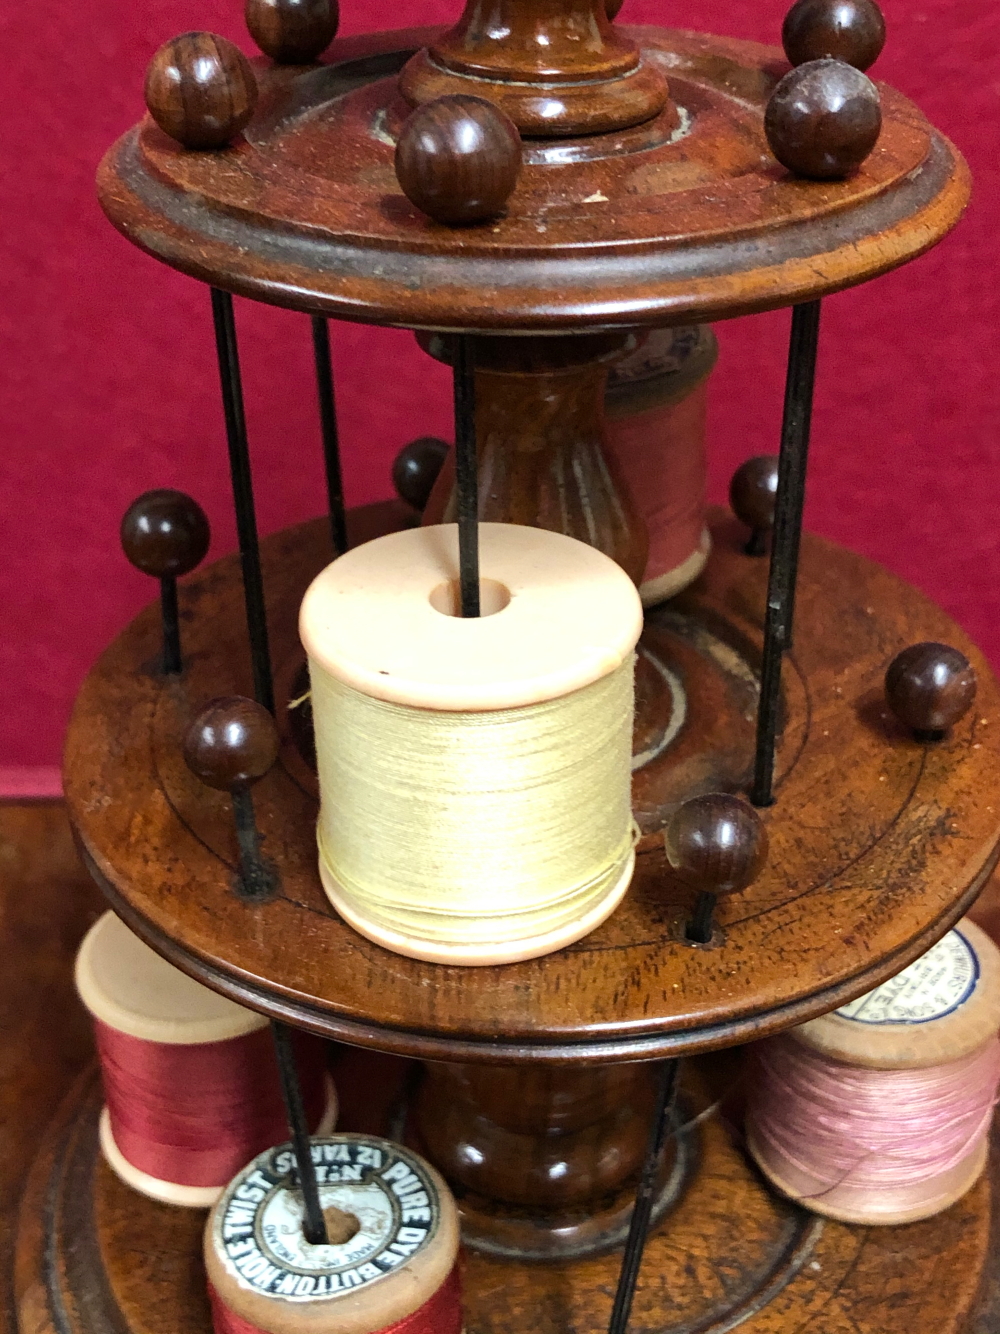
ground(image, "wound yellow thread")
xmin=311 ymin=658 xmax=636 ymax=956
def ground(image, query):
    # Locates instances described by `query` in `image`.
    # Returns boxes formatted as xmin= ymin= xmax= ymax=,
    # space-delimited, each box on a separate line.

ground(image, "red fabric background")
xmin=3 ymin=0 xmax=999 ymax=783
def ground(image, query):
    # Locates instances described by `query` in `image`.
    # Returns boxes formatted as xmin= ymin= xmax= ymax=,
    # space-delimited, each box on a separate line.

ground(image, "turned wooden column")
xmin=412 ymin=1060 xmax=677 ymax=1258
xmin=421 ymin=332 xmax=649 ymax=587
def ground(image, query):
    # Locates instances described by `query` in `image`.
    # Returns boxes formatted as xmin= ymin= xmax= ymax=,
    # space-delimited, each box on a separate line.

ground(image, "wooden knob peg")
xmin=666 ymin=794 xmax=768 ymax=944
xmin=395 ymin=95 xmax=522 ymax=226
xmin=183 ymin=697 xmax=280 ymax=791
xmin=765 ymin=59 xmax=881 ymax=180
xmin=392 ymin=437 xmax=449 ymax=512
xmin=885 ymin=643 xmax=977 ymax=740
xmin=144 ymin=33 xmax=258 ymax=149
xmin=245 ymin=0 xmax=339 ymax=64
xmin=783 ymin=0 xmax=886 ymax=72
xmin=606 ymin=0 xmax=626 ymax=17
xmin=729 ymin=456 xmax=779 ymax=556
xmin=121 ymin=490 xmax=210 ymax=579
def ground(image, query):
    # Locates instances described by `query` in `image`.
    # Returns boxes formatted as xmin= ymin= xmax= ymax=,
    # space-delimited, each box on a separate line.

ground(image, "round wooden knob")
xmin=606 ymin=0 xmax=626 ymax=18
xmin=121 ymin=490 xmax=210 ymax=579
xmin=245 ymin=0 xmax=339 ymax=64
xmin=144 ymin=33 xmax=258 ymax=149
xmin=782 ymin=0 xmax=886 ymax=72
xmin=392 ymin=437 xmax=449 ymax=512
xmin=885 ymin=643 xmax=977 ymax=737
xmin=395 ymin=95 xmax=522 ymax=226
xmin=665 ymin=794 xmax=768 ymax=898
xmin=184 ymin=697 xmax=280 ymax=791
xmin=729 ymin=457 xmax=779 ymax=536
xmin=764 ymin=59 xmax=881 ymax=180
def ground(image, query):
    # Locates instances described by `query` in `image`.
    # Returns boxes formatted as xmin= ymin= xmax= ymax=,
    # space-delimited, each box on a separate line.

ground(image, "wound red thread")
xmin=95 ymin=1021 xmax=327 ymax=1188
xmin=207 ymin=1264 xmax=463 ymax=1334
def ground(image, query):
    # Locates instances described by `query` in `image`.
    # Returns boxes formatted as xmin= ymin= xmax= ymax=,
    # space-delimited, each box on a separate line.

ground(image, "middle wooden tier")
xmin=64 ymin=505 xmax=1000 ymax=1064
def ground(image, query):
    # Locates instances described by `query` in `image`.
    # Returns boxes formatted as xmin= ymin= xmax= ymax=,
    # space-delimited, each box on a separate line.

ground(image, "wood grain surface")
xmin=96 ymin=26 xmax=968 ymax=330
xmin=63 ymin=506 xmax=1000 ymax=1063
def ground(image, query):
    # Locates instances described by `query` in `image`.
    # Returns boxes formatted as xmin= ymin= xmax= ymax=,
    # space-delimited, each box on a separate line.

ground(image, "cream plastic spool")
xmin=300 ymin=522 xmax=643 ymax=966
xmin=747 ymin=918 xmax=1000 ymax=1224
xmin=76 ymin=911 xmax=337 ymax=1207
xmin=204 ymin=1135 xmax=460 ymax=1334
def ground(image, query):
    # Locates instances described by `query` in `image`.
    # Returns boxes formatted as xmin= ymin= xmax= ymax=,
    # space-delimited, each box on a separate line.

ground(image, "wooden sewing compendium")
xmin=16 ymin=0 xmax=1000 ymax=1330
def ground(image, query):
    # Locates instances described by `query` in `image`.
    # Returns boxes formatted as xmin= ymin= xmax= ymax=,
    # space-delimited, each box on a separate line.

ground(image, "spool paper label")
xmin=213 ymin=1135 xmax=440 ymax=1302
xmin=836 ymin=930 xmax=979 ymax=1025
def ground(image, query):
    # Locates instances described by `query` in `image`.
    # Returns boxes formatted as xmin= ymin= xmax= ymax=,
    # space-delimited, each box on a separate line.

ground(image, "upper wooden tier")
xmin=63 ymin=506 xmax=1000 ymax=1064
xmin=96 ymin=25 xmax=969 ymax=332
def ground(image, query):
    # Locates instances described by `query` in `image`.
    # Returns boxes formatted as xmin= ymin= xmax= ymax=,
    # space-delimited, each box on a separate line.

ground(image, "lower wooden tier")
xmin=14 ymin=1069 xmax=1000 ymax=1334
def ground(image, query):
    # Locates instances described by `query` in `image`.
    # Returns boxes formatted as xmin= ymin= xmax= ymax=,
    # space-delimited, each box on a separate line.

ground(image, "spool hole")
xmin=429 ymin=578 xmax=511 ymax=617
xmin=320 ymin=1205 xmax=362 ymax=1245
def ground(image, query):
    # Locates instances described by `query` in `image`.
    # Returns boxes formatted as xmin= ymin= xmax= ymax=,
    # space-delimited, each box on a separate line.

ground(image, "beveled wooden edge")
xmin=95 ymin=27 xmax=971 ymax=332
xmin=78 ymin=840 xmax=998 ymax=1065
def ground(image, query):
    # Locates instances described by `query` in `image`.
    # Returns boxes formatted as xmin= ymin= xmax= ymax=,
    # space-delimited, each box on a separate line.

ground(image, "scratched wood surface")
xmin=96 ymin=26 xmax=968 ymax=331
xmin=63 ymin=507 xmax=1000 ymax=1063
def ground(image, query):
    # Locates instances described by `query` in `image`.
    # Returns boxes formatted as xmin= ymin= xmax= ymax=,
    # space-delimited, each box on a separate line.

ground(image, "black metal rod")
xmin=160 ymin=575 xmax=182 ymax=675
xmin=453 ymin=335 xmax=480 ymax=618
xmin=607 ymin=1059 xmax=680 ymax=1334
xmin=750 ymin=300 xmax=822 ymax=808
xmin=311 ymin=316 xmax=348 ymax=557
xmin=210 ymin=288 xmax=275 ymax=715
xmin=271 ymin=1021 xmax=328 ymax=1245
xmin=685 ymin=891 xmax=717 ymax=945
xmin=230 ymin=784 xmax=275 ymax=900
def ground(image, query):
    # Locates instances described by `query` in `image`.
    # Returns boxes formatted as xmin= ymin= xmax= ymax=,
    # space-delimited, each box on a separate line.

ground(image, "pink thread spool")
xmin=204 ymin=1135 xmax=462 ymax=1334
xmin=75 ymin=911 xmax=337 ymax=1207
xmin=746 ymin=918 xmax=1000 ymax=1224
xmin=604 ymin=325 xmax=717 ymax=608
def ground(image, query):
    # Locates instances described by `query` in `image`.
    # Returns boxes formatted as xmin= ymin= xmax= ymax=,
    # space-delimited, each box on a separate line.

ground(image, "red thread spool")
xmin=76 ymin=912 xmax=337 ymax=1206
xmin=205 ymin=1135 xmax=462 ymax=1334
xmin=604 ymin=325 xmax=717 ymax=606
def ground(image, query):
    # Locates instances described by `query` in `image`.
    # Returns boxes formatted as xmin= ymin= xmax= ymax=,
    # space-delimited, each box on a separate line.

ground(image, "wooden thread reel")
xmin=746 ymin=918 xmax=1000 ymax=1225
xmin=75 ymin=912 xmax=337 ymax=1207
xmin=205 ymin=1135 xmax=461 ymax=1334
xmin=299 ymin=522 xmax=643 ymax=965
xmin=604 ymin=327 xmax=717 ymax=607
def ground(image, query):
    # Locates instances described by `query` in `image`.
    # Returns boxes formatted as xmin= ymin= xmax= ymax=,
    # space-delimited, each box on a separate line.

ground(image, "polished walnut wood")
xmin=765 ymin=59 xmax=882 ymax=180
xmin=183 ymin=696 xmax=280 ymax=790
xmin=392 ymin=438 xmax=449 ymax=513
xmin=143 ymin=33 xmax=257 ymax=150
xmin=398 ymin=0 xmax=670 ymax=137
xmin=120 ymin=489 xmax=210 ymax=579
xmin=730 ymin=456 xmax=779 ymax=556
xmin=421 ymin=332 xmax=648 ymax=585
xmin=886 ymin=642 xmax=978 ymax=739
xmin=62 ymin=506 xmax=1000 ymax=1063
xmin=782 ymin=0 xmax=886 ymax=72
xmin=395 ymin=95 xmax=522 ymax=225
xmin=245 ymin=0 xmax=339 ymax=64
xmin=99 ymin=26 xmax=969 ymax=329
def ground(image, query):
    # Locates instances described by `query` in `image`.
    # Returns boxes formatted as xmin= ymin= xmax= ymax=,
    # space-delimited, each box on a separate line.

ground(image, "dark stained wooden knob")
xmin=765 ymin=59 xmax=881 ymax=180
xmin=183 ymin=696 xmax=280 ymax=791
xmin=121 ymin=490 xmax=210 ymax=579
xmin=144 ymin=33 xmax=258 ymax=149
xmin=729 ymin=456 xmax=779 ymax=555
xmin=606 ymin=0 xmax=626 ymax=18
xmin=665 ymin=794 xmax=769 ymax=899
xmin=245 ymin=0 xmax=339 ymax=64
xmin=783 ymin=0 xmax=886 ymax=72
xmin=885 ymin=643 xmax=977 ymax=739
xmin=392 ymin=437 xmax=449 ymax=512
xmin=395 ymin=95 xmax=522 ymax=226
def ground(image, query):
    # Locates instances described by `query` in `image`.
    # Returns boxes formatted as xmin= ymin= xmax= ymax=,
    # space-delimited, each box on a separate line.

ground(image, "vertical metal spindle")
xmin=159 ymin=575 xmax=182 ymax=675
xmin=210 ymin=288 xmax=275 ymax=715
xmin=271 ymin=1021 xmax=328 ymax=1245
xmin=750 ymin=300 xmax=822 ymax=808
xmin=453 ymin=335 xmax=480 ymax=618
xmin=311 ymin=316 xmax=348 ymax=557
xmin=606 ymin=1059 xmax=680 ymax=1334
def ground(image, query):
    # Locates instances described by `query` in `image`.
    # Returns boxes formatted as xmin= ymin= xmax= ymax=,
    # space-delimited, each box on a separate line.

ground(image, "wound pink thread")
xmin=748 ymin=1034 xmax=1000 ymax=1201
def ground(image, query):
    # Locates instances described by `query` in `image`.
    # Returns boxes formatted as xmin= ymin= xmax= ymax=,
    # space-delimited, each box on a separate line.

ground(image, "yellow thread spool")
xmin=300 ymin=522 xmax=643 ymax=966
